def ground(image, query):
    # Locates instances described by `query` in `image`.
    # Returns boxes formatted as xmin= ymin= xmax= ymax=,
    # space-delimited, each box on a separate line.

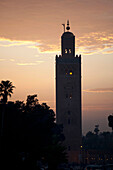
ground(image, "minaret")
xmin=56 ymin=21 xmax=82 ymax=163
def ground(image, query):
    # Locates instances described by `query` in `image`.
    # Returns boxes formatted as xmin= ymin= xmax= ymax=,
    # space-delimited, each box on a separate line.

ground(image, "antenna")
xmin=62 ymin=24 xmax=65 ymax=33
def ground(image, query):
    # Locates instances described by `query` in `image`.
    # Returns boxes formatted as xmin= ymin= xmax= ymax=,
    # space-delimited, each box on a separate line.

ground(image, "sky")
xmin=0 ymin=0 xmax=113 ymax=134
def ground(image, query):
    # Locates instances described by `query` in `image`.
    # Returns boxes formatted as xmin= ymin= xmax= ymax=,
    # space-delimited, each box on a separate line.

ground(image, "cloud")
xmin=0 ymin=37 xmax=40 ymax=48
xmin=77 ymin=32 xmax=113 ymax=55
xmin=10 ymin=59 xmax=15 ymax=62
xmin=0 ymin=58 xmax=15 ymax=62
xmin=37 ymin=44 xmax=60 ymax=53
xmin=0 ymin=0 xmax=113 ymax=54
xmin=1 ymin=30 xmax=113 ymax=55
xmin=16 ymin=60 xmax=44 ymax=66
xmin=83 ymin=88 xmax=113 ymax=93
xmin=16 ymin=63 xmax=37 ymax=66
xmin=83 ymin=104 xmax=113 ymax=111
xmin=34 ymin=31 xmax=113 ymax=54
xmin=0 ymin=37 xmax=59 ymax=53
xmin=102 ymin=50 xmax=113 ymax=54
xmin=35 ymin=61 xmax=44 ymax=63
xmin=0 ymin=59 xmax=6 ymax=61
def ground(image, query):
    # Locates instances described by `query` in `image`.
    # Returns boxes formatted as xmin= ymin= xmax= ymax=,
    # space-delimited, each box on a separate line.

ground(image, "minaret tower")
xmin=56 ymin=21 xmax=82 ymax=163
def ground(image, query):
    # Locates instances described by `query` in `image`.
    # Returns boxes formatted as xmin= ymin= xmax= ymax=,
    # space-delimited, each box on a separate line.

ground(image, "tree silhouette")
xmin=0 ymin=80 xmax=15 ymax=104
xmin=108 ymin=114 xmax=113 ymax=131
xmin=82 ymin=129 xmax=113 ymax=151
xmin=0 ymin=94 xmax=67 ymax=170
xmin=94 ymin=125 xmax=99 ymax=135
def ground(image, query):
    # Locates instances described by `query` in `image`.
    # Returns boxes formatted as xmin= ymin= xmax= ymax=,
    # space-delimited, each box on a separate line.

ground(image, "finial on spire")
xmin=66 ymin=20 xmax=70 ymax=31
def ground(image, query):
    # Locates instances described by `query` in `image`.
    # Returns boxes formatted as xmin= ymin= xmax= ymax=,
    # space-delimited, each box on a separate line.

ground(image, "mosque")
xmin=56 ymin=20 xmax=82 ymax=163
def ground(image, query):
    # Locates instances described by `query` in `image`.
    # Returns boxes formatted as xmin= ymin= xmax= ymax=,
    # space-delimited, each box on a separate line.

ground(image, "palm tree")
xmin=0 ymin=80 xmax=15 ymax=138
xmin=0 ymin=80 xmax=15 ymax=104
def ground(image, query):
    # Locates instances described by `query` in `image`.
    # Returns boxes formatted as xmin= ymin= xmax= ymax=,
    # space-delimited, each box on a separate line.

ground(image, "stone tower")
xmin=56 ymin=21 xmax=82 ymax=163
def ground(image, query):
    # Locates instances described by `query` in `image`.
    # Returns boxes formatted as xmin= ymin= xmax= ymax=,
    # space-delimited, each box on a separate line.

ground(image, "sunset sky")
xmin=0 ymin=0 xmax=113 ymax=134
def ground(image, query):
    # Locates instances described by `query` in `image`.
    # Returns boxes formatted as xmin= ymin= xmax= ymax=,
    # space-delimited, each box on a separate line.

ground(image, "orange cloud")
xmin=0 ymin=31 xmax=113 ymax=55
xmin=102 ymin=50 xmax=113 ymax=54
xmin=83 ymin=105 xmax=113 ymax=111
xmin=83 ymin=88 xmax=113 ymax=93
xmin=0 ymin=37 xmax=40 ymax=47
xmin=16 ymin=60 xmax=44 ymax=66
xmin=0 ymin=59 xmax=6 ymax=61
xmin=10 ymin=59 xmax=15 ymax=62
xmin=77 ymin=32 xmax=113 ymax=55
xmin=0 ymin=37 xmax=59 ymax=53
xmin=36 ymin=43 xmax=60 ymax=53
xmin=16 ymin=63 xmax=37 ymax=66
xmin=0 ymin=0 xmax=113 ymax=55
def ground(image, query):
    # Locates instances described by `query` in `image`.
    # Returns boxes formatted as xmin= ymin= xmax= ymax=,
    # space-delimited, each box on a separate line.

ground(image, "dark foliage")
xmin=0 ymin=95 xmax=67 ymax=170
xmin=108 ymin=115 xmax=113 ymax=130
xmin=82 ymin=130 xmax=113 ymax=151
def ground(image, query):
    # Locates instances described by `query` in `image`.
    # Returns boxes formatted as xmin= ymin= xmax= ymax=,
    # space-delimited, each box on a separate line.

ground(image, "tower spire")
xmin=66 ymin=20 xmax=70 ymax=31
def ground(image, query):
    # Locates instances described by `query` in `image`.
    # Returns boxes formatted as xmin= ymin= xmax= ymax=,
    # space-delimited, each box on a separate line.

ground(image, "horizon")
xmin=0 ymin=0 xmax=113 ymax=135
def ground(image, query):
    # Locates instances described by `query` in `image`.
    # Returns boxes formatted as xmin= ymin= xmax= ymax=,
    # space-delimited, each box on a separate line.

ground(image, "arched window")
xmin=65 ymin=49 xmax=68 ymax=53
xmin=69 ymin=49 xmax=71 ymax=53
xmin=65 ymin=69 xmax=68 ymax=75
xmin=68 ymin=146 xmax=71 ymax=151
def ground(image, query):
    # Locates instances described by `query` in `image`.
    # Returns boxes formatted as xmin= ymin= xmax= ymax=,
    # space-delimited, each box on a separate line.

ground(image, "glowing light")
xmin=69 ymin=72 xmax=72 ymax=75
xmin=65 ymin=49 xmax=68 ymax=53
xmin=69 ymin=49 xmax=71 ymax=53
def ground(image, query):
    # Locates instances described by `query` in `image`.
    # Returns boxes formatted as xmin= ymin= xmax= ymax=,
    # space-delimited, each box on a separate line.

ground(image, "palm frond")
xmin=0 ymin=80 xmax=15 ymax=103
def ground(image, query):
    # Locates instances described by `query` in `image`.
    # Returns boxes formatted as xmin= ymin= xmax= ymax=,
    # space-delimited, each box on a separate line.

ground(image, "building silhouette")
xmin=56 ymin=20 xmax=82 ymax=163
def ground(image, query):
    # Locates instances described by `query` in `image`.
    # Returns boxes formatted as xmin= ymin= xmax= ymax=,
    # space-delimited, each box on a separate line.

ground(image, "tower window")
xmin=65 ymin=69 xmax=68 ymax=75
xmin=70 ymin=94 xmax=72 ymax=99
xmin=69 ymin=71 xmax=73 ymax=75
xmin=68 ymin=146 xmax=71 ymax=151
xmin=65 ymin=49 xmax=68 ymax=53
xmin=69 ymin=49 xmax=71 ymax=53
xmin=68 ymin=118 xmax=70 ymax=124
xmin=68 ymin=110 xmax=70 ymax=115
